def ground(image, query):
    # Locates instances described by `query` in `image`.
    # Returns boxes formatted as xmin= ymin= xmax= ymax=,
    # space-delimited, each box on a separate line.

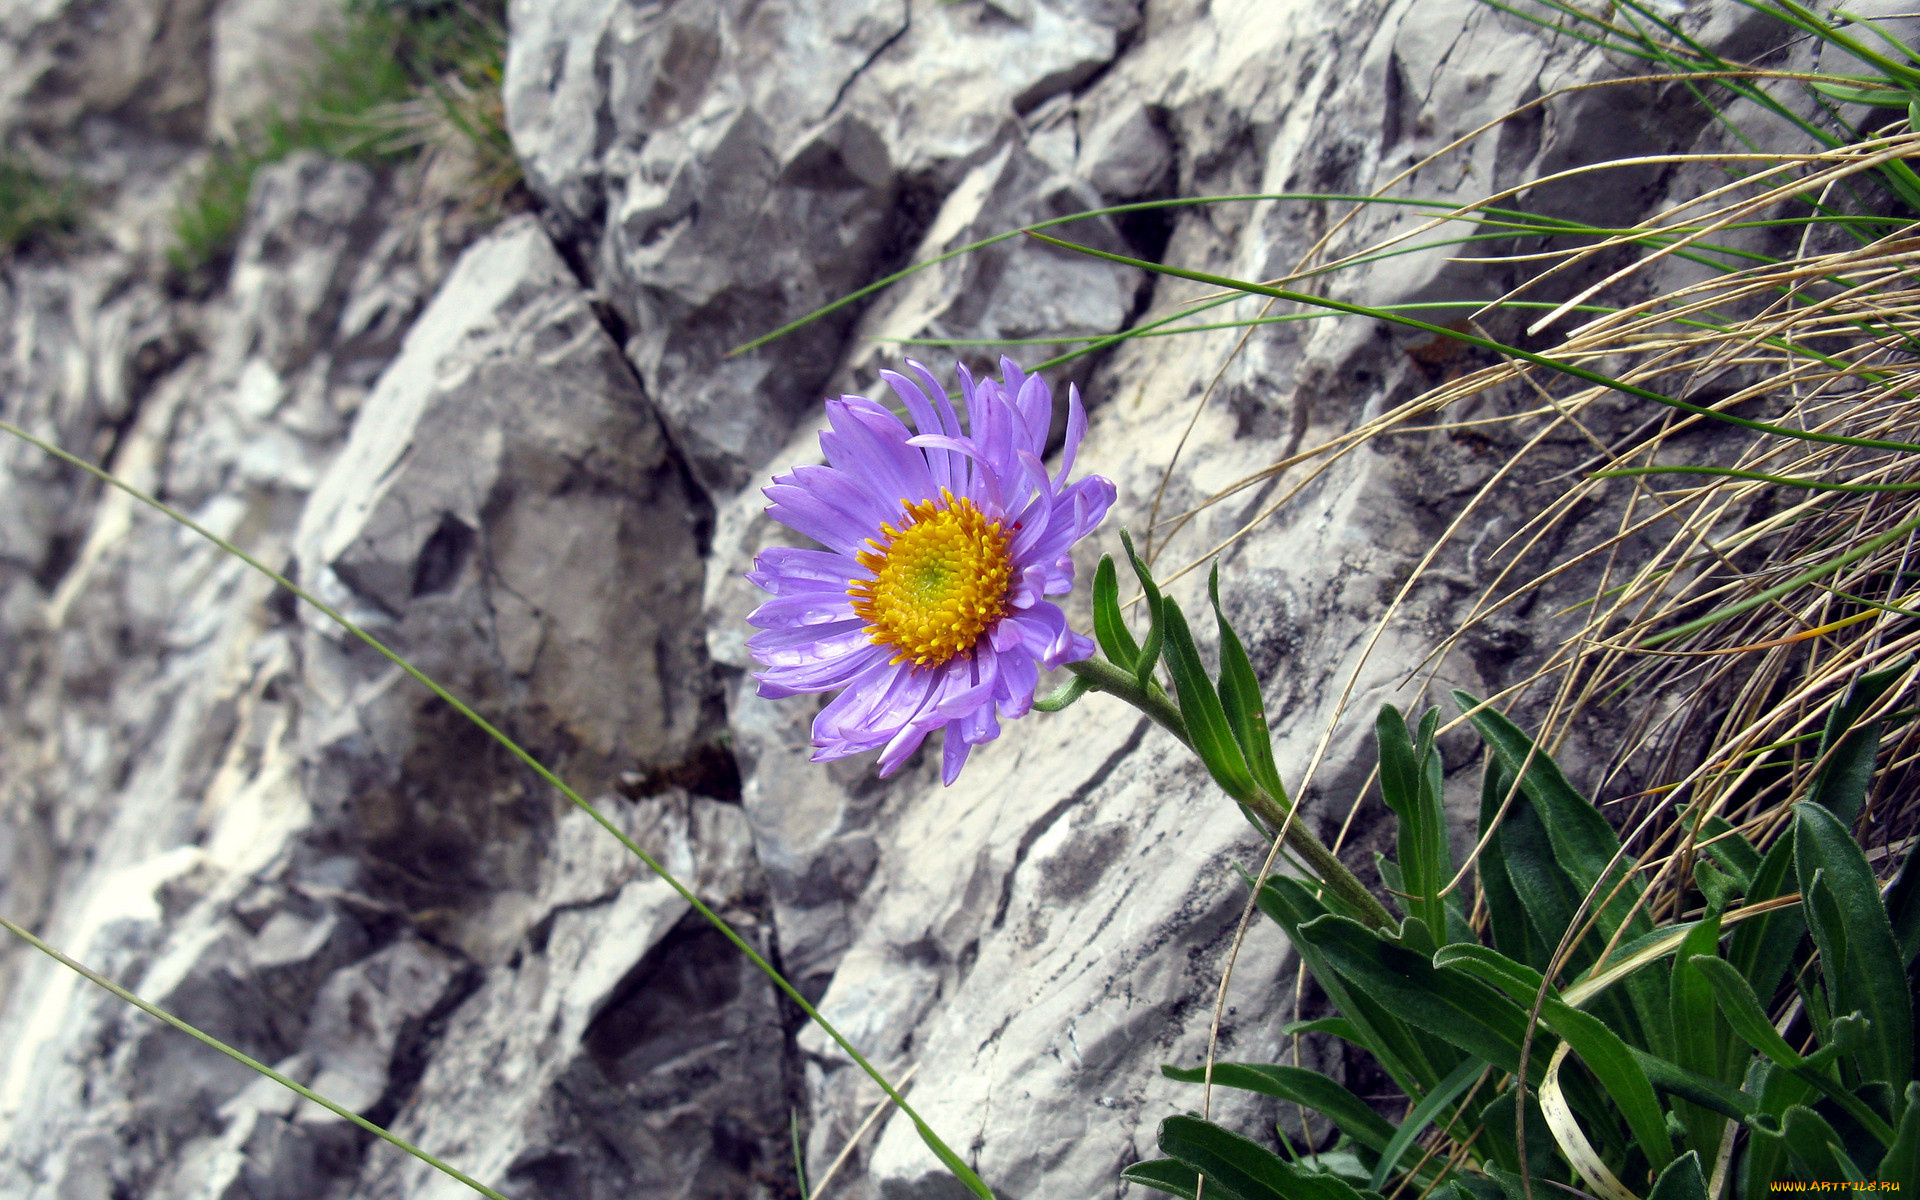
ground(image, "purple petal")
xmin=907 ymin=359 xmax=964 ymax=440
xmin=748 ymin=619 xmax=870 ymax=665
xmin=747 ymin=592 xmax=857 ymax=630
xmin=1012 ymin=374 xmax=1052 ymax=457
xmin=992 ymin=647 xmax=1039 ymax=720
xmin=822 ymin=397 xmax=935 ymax=510
xmin=881 ymin=368 xmax=954 ymax=492
xmin=814 ymin=659 xmax=933 ymax=752
xmin=1057 ymin=383 xmax=1087 ymax=482
xmin=748 ymin=546 xmax=866 ymax=595
xmin=941 ymin=724 xmax=972 ymax=785
xmin=756 ymin=641 xmax=892 ymax=698
xmin=764 ymin=470 xmax=889 ymax=556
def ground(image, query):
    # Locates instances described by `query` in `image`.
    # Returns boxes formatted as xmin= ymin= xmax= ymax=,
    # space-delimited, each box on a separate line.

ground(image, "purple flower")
xmin=747 ymin=358 xmax=1116 ymax=785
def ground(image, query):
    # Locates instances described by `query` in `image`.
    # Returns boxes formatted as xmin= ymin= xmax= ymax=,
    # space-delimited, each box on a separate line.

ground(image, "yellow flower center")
xmin=848 ymin=491 xmax=1014 ymax=667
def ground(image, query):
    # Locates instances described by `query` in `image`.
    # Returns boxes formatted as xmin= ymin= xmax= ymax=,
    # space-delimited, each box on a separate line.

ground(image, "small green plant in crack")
xmin=0 ymin=155 xmax=85 ymax=257
xmin=168 ymin=0 xmax=517 ymax=279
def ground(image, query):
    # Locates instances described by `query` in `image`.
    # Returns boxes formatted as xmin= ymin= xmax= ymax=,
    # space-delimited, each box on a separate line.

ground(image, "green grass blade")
xmin=0 ymin=913 xmax=513 ymax=1200
xmin=1022 ymin=230 xmax=1920 ymax=455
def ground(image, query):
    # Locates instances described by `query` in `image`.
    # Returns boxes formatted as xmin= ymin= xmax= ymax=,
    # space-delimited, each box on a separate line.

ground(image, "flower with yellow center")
xmin=848 ymin=492 xmax=1013 ymax=666
xmin=747 ymin=358 xmax=1114 ymax=784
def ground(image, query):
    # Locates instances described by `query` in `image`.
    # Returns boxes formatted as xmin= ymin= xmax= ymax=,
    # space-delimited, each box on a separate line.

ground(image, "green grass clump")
xmin=0 ymin=156 xmax=84 ymax=256
xmin=169 ymin=0 xmax=514 ymax=277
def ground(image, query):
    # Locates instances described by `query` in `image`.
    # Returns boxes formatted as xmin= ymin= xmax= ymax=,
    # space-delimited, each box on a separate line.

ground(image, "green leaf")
xmin=1690 ymin=955 xmax=1806 ymax=1069
xmin=1691 ymin=956 xmax=1893 ymax=1144
xmin=1376 ymin=705 xmax=1452 ymax=942
xmin=1886 ymin=832 xmax=1920 ymax=969
xmin=1211 ymin=564 xmax=1286 ymax=802
xmin=1669 ymin=915 xmax=1730 ymax=1159
xmin=1692 ymin=859 xmax=1741 ymax=914
xmin=1796 ymin=802 xmax=1913 ymax=1090
xmin=1477 ymin=757 xmax=1550 ymax=970
xmin=1881 ymin=1081 xmax=1920 ymax=1188
xmin=1124 ymin=1159 xmax=1203 ymax=1200
xmin=1811 ymin=657 xmax=1909 ymax=825
xmin=1776 ymin=1104 xmax=1868 ymax=1183
xmin=1157 ymin=1116 xmax=1385 ymax=1200
xmin=1454 ymin=693 xmax=1651 ymax=945
xmin=1631 ymin=1047 xmax=1757 ymax=1122
xmin=1725 ymin=834 xmax=1805 ymax=1012
xmin=1284 ymin=1016 xmax=1366 ymax=1045
xmin=1160 ymin=594 xmax=1259 ymax=802
xmin=1645 ymin=1150 xmax=1709 ymax=1200
xmin=1091 ymin=554 xmax=1140 ymax=667
xmin=1120 ymin=530 xmax=1167 ymax=690
xmin=1677 ymin=803 xmax=1760 ymax=890
xmin=1368 ymin=1056 xmax=1481 ymax=1191
xmin=1161 ymin=1063 xmax=1398 ymax=1161
xmin=1435 ymin=943 xmax=1675 ymax=1170
xmin=1258 ymin=875 xmax=1450 ymax=1094
xmin=1738 ymin=1058 xmax=1807 ymax=1194
xmin=1295 ymin=914 xmax=1538 ymax=1082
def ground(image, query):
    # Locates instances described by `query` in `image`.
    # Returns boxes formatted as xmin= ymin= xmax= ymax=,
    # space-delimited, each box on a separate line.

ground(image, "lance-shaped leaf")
xmin=1881 ymin=1081 xmax=1920 ymax=1189
xmin=1377 ymin=705 xmax=1451 ymax=942
xmin=1295 ymin=914 xmax=1538 ymax=1082
xmin=1161 ymin=1063 xmax=1398 ymax=1162
xmin=1810 ymin=657 xmax=1910 ymax=825
xmin=1210 ymin=565 xmax=1286 ymax=802
xmin=1668 ymin=914 xmax=1730 ymax=1160
xmin=1090 ymin=554 xmax=1140 ymax=668
xmin=1160 ymin=593 xmax=1258 ymax=802
xmin=1367 ymin=1056 xmax=1482 ymax=1192
xmin=1454 ymin=692 xmax=1650 ymax=942
xmin=1795 ymin=801 xmax=1912 ymax=1090
xmin=1120 ymin=530 xmax=1167 ymax=690
xmin=1645 ymin=1151 xmax=1709 ymax=1200
xmin=1477 ymin=757 xmax=1550 ymax=970
xmin=1726 ymin=834 xmax=1804 ymax=1012
xmin=1677 ymin=803 xmax=1760 ymax=890
xmin=1157 ymin=1115 xmax=1386 ymax=1200
xmin=1436 ymin=943 xmax=1674 ymax=1170
xmin=1124 ymin=1159 xmax=1204 ymax=1200
xmin=1457 ymin=692 xmax=1665 ymax=1052
xmin=1258 ymin=875 xmax=1449 ymax=1094
xmin=1770 ymin=1105 xmax=1867 ymax=1183
xmin=1692 ymin=955 xmax=1894 ymax=1146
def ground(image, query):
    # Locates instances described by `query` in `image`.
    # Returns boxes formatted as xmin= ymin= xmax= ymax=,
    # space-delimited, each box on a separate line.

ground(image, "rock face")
xmin=0 ymin=1 xmax=1809 ymax=1199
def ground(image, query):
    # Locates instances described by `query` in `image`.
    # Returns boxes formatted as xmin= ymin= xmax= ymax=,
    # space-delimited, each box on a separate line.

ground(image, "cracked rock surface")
xmin=0 ymin=0 xmax=1815 ymax=1198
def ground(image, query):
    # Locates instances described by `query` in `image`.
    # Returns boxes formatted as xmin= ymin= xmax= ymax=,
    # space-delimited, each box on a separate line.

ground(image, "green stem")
xmin=1064 ymin=659 xmax=1397 ymax=932
xmin=0 ymin=913 xmax=514 ymax=1200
